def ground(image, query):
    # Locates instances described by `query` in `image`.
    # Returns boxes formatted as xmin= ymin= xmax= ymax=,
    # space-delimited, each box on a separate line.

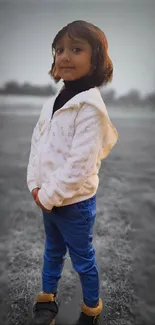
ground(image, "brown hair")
xmin=49 ymin=20 xmax=113 ymax=87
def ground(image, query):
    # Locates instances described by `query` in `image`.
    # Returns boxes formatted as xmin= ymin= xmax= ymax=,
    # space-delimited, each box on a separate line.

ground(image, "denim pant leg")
xmin=56 ymin=195 xmax=99 ymax=308
xmin=42 ymin=209 xmax=67 ymax=293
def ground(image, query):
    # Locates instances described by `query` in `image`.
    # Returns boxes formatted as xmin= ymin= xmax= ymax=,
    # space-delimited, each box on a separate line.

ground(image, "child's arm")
xmin=38 ymin=104 xmax=105 ymax=210
xmin=27 ymin=98 xmax=52 ymax=193
xmin=27 ymin=120 xmax=40 ymax=193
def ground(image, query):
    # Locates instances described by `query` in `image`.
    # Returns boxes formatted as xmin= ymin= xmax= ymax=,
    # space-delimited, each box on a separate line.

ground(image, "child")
xmin=27 ymin=20 xmax=118 ymax=325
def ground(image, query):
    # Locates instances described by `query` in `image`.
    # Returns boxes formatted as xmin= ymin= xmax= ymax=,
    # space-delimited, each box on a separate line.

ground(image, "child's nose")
xmin=61 ymin=49 xmax=71 ymax=61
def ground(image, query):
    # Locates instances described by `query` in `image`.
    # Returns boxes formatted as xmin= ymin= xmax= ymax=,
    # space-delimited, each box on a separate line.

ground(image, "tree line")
xmin=0 ymin=81 xmax=154 ymax=108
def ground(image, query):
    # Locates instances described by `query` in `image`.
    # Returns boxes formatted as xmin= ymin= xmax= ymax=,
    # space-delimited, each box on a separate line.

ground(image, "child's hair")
xmin=49 ymin=20 xmax=113 ymax=87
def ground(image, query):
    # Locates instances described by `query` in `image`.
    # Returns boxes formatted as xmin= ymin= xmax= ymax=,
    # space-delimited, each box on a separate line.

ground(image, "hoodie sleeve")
xmin=26 ymin=98 xmax=50 ymax=192
xmin=27 ymin=118 xmax=41 ymax=192
xmin=38 ymin=104 xmax=104 ymax=210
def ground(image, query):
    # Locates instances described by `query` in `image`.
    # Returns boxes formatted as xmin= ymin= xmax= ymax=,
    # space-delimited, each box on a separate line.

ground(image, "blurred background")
xmin=0 ymin=1 xmax=155 ymax=325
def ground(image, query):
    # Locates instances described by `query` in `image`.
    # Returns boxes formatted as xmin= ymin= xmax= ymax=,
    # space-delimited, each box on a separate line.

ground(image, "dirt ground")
xmin=0 ymin=105 xmax=155 ymax=325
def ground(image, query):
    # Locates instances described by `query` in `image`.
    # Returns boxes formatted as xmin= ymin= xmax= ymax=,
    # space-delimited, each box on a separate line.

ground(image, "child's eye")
xmin=72 ymin=48 xmax=82 ymax=53
xmin=55 ymin=47 xmax=82 ymax=54
xmin=56 ymin=48 xmax=63 ymax=54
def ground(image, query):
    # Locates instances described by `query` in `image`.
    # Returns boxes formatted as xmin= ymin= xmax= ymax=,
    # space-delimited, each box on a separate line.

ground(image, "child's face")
xmin=54 ymin=34 xmax=93 ymax=81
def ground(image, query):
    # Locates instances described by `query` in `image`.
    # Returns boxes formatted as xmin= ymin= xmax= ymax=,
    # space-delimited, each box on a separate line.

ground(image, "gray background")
xmin=0 ymin=0 xmax=155 ymax=96
xmin=0 ymin=1 xmax=155 ymax=325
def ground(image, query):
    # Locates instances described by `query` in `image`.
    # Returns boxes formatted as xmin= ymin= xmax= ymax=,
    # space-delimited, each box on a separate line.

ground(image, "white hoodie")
xmin=27 ymin=87 xmax=118 ymax=210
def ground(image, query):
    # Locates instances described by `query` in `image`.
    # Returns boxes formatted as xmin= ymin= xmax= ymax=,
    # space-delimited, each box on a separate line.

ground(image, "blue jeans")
xmin=42 ymin=195 xmax=99 ymax=308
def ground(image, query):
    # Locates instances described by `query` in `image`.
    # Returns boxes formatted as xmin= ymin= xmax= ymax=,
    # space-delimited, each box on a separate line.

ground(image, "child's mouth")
xmin=60 ymin=67 xmax=75 ymax=70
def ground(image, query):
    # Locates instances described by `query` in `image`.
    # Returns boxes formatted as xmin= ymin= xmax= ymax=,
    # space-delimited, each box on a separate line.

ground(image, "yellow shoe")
xmin=31 ymin=292 xmax=58 ymax=325
xmin=76 ymin=298 xmax=103 ymax=325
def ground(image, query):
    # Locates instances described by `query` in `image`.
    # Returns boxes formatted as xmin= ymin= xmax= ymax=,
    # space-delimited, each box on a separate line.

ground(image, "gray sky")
xmin=0 ymin=0 xmax=155 ymax=95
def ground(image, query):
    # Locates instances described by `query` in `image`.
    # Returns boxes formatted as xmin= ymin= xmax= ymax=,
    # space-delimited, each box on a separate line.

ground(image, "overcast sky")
xmin=0 ymin=0 xmax=155 ymax=95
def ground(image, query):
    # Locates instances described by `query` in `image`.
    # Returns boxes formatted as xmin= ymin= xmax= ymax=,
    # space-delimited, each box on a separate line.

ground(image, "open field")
xmin=0 ymin=101 xmax=155 ymax=325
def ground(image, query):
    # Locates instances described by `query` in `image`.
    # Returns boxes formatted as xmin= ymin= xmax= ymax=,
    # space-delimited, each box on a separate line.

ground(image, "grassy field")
xmin=0 ymin=103 xmax=155 ymax=325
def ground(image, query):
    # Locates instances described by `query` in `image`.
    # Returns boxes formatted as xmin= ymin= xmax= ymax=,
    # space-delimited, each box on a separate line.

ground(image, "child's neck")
xmin=63 ymin=74 xmax=96 ymax=91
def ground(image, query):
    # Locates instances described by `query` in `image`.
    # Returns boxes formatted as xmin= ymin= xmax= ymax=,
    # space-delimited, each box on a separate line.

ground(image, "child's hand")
xmin=35 ymin=193 xmax=51 ymax=213
xmin=32 ymin=187 xmax=40 ymax=201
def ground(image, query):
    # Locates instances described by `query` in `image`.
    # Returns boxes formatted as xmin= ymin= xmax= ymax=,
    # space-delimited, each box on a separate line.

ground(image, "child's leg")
xmin=30 ymin=209 xmax=65 ymax=324
xmin=42 ymin=209 xmax=67 ymax=294
xmin=55 ymin=197 xmax=102 ymax=313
